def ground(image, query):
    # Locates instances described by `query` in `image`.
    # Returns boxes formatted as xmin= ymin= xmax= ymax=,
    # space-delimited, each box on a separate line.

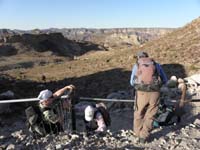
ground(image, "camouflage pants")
xmin=134 ymin=91 xmax=160 ymax=139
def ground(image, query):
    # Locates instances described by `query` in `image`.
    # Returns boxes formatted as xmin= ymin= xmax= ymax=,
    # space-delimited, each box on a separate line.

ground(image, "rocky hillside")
xmin=140 ymin=17 xmax=200 ymax=76
xmin=0 ymin=32 xmax=108 ymax=79
xmin=0 ymin=32 xmax=86 ymax=57
xmin=43 ymin=28 xmax=174 ymax=47
xmin=0 ymin=27 xmax=173 ymax=58
xmin=0 ymin=28 xmax=174 ymax=49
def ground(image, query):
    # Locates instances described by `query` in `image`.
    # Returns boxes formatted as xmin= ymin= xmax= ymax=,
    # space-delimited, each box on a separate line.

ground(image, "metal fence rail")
xmin=1 ymin=96 xmax=199 ymax=104
xmin=79 ymin=97 xmax=135 ymax=103
xmin=0 ymin=95 xmax=69 ymax=104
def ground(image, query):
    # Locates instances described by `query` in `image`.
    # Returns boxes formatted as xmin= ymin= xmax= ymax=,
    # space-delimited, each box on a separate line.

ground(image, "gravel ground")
xmin=1 ymin=107 xmax=200 ymax=150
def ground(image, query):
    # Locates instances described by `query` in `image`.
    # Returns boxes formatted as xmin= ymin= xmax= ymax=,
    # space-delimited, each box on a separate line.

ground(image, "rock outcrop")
xmin=0 ymin=33 xmax=82 ymax=57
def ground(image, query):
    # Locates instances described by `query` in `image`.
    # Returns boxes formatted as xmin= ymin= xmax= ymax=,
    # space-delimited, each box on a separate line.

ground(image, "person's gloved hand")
xmin=64 ymin=85 xmax=76 ymax=95
xmin=69 ymin=84 xmax=76 ymax=89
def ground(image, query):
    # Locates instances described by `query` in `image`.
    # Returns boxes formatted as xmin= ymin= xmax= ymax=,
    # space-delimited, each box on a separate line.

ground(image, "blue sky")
xmin=0 ymin=0 xmax=199 ymax=29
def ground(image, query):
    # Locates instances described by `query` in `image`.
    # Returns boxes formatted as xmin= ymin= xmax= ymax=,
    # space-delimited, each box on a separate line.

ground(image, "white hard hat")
xmin=37 ymin=89 xmax=53 ymax=102
xmin=84 ymin=105 xmax=95 ymax=122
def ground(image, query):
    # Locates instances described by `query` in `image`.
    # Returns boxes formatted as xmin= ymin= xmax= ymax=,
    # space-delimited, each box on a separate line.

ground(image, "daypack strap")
xmin=135 ymin=91 xmax=138 ymax=110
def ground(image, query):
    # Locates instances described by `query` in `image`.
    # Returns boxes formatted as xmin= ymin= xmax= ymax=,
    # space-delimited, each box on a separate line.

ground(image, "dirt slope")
xmin=140 ymin=17 xmax=200 ymax=76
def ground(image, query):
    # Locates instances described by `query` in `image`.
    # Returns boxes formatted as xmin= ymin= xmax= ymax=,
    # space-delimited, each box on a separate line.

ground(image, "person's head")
xmin=167 ymin=76 xmax=178 ymax=88
xmin=84 ymin=105 xmax=95 ymax=122
xmin=38 ymin=89 xmax=54 ymax=106
xmin=136 ymin=51 xmax=149 ymax=59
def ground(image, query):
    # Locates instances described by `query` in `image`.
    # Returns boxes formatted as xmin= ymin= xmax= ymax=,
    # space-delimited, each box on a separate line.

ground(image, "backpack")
xmin=153 ymin=104 xmax=180 ymax=127
xmin=25 ymin=105 xmax=62 ymax=137
xmin=134 ymin=57 xmax=161 ymax=91
xmin=96 ymin=103 xmax=111 ymax=126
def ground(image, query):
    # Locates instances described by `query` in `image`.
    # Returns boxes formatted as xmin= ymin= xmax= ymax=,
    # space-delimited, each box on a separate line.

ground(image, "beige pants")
xmin=134 ymin=91 xmax=160 ymax=139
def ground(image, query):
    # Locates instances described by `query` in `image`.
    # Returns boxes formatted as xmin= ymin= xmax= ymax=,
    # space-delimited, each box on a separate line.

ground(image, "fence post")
xmin=71 ymin=91 xmax=76 ymax=132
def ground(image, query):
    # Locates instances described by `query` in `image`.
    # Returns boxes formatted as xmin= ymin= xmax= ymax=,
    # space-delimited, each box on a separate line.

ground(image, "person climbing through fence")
xmin=83 ymin=102 xmax=111 ymax=135
xmin=130 ymin=51 xmax=168 ymax=143
xmin=25 ymin=84 xmax=75 ymax=137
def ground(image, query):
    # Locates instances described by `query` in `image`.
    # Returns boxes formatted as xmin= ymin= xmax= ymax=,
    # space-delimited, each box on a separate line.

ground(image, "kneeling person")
xmin=84 ymin=103 xmax=110 ymax=133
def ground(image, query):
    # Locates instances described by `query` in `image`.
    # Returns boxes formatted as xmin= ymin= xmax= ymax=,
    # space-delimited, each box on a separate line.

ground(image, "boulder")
xmin=0 ymin=90 xmax=14 ymax=98
xmin=185 ymin=74 xmax=200 ymax=84
xmin=0 ymin=90 xmax=15 ymax=114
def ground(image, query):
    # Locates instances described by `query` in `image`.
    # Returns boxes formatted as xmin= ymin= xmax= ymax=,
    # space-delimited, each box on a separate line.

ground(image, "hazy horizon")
xmin=0 ymin=26 xmax=177 ymax=31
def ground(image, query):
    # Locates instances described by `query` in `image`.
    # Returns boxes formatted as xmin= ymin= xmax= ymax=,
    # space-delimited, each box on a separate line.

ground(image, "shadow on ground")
xmin=162 ymin=63 xmax=187 ymax=79
xmin=0 ymin=63 xmax=188 ymax=110
xmin=0 ymin=68 xmax=131 ymax=99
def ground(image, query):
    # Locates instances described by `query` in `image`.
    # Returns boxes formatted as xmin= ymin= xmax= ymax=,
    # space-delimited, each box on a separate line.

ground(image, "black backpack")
xmin=154 ymin=104 xmax=180 ymax=127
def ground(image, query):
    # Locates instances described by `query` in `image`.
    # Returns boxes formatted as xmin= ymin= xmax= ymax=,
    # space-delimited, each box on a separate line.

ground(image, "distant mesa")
xmin=0 ymin=27 xmax=173 ymax=57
